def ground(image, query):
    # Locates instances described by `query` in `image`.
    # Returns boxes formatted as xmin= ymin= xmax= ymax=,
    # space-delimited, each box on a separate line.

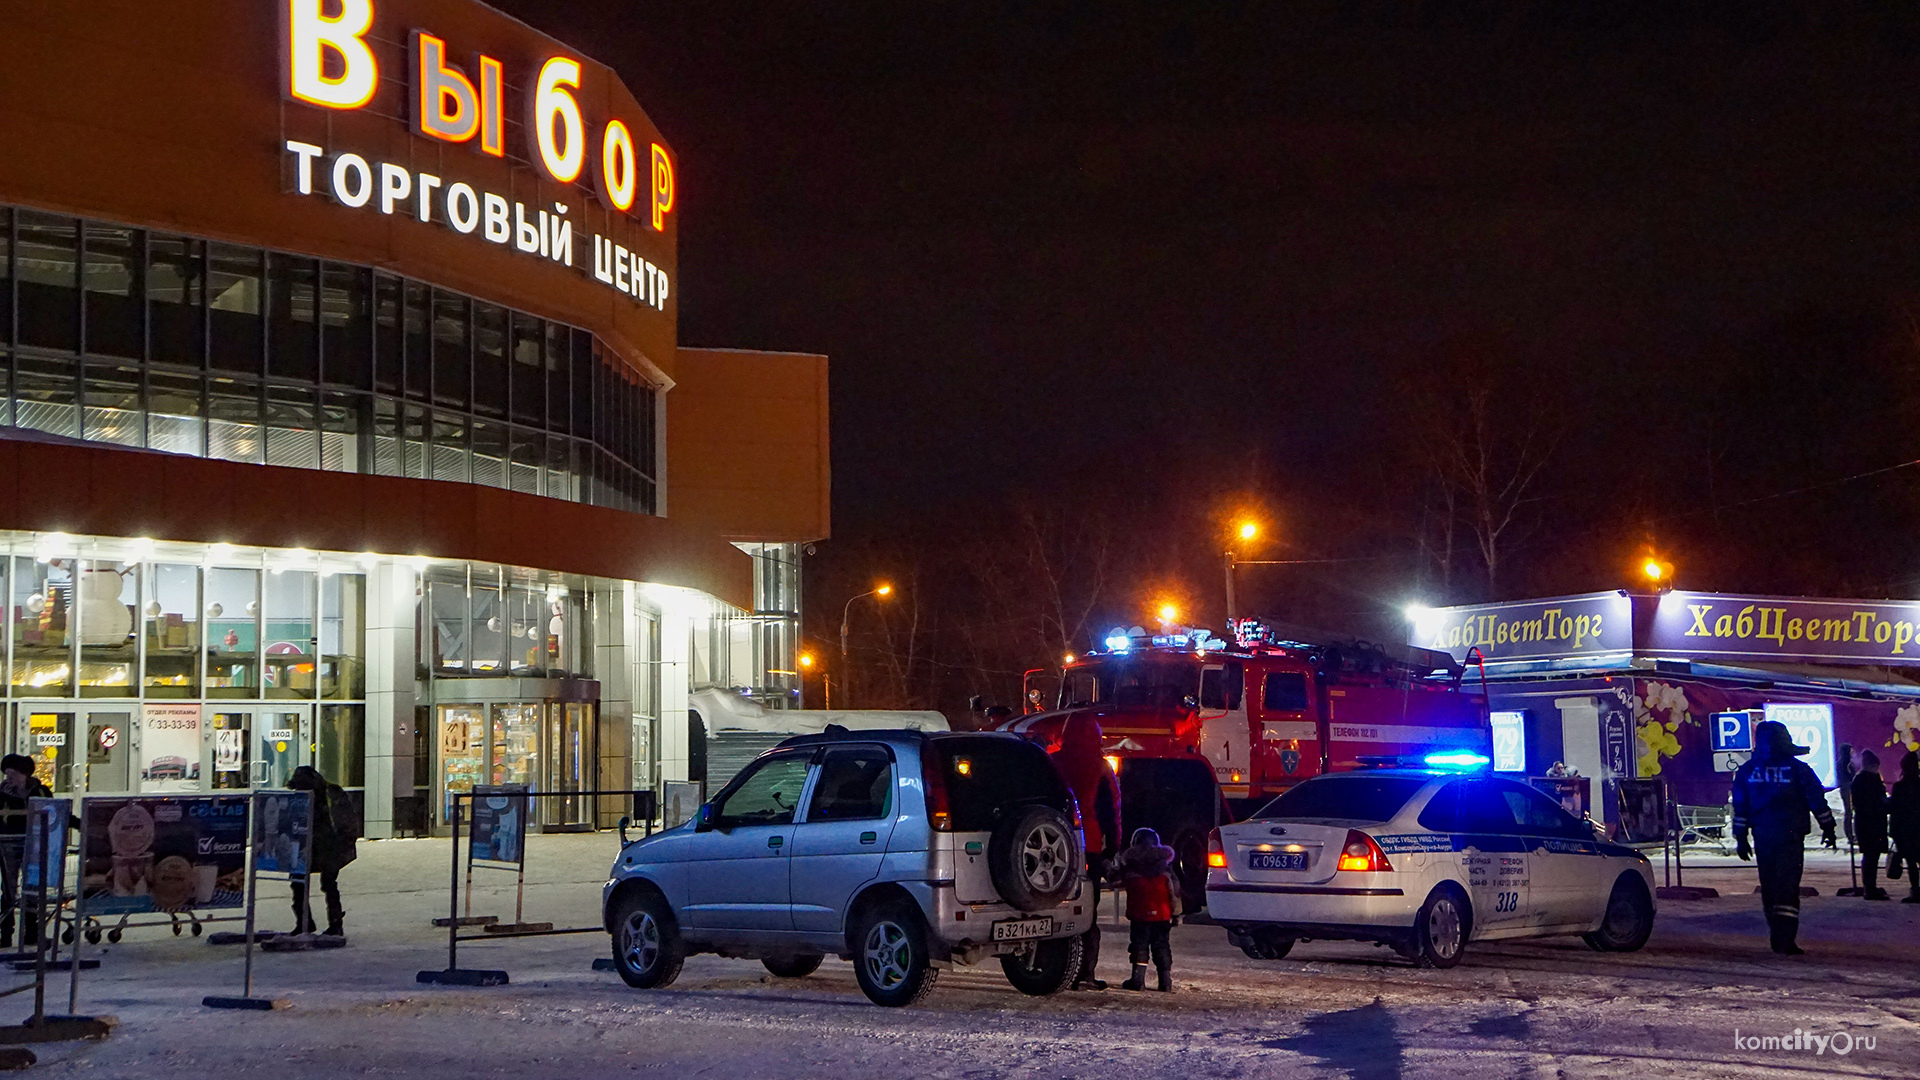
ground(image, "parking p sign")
xmin=1711 ymin=711 xmax=1754 ymax=753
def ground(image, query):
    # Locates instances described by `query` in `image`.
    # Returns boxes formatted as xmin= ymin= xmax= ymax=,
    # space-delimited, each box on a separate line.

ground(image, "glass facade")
xmin=0 ymin=205 xmax=658 ymax=514
xmin=0 ymin=534 xmax=367 ymax=800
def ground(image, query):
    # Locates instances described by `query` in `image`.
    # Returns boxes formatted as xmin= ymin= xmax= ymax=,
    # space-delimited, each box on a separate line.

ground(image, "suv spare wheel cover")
xmin=988 ymin=805 xmax=1080 ymax=912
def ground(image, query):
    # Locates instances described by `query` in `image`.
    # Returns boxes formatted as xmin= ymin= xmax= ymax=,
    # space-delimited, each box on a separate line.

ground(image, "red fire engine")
xmin=999 ymin=619 xmax=1490 ymax=905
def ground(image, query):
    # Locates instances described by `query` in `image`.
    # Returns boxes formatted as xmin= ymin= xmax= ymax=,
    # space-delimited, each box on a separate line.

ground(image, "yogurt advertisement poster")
xmin=82 ymin=796 xmax=249 ymax=914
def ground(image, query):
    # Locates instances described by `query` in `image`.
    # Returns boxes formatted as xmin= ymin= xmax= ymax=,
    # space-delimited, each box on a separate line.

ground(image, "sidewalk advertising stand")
xmin=74 ymin=794 xmax=250 ymax=946
xmin=0 ymin=800 xmax=113 ymax=1064
xmin=1614 ymin=777 xmax=1718 ymax=901
xmin=419 ymin=788 xmax=651 ymax=988
xmin=204 ymin=790 xmax=314 ymax=1011
xmin=467 ymin=785 xmax=549 ymax=935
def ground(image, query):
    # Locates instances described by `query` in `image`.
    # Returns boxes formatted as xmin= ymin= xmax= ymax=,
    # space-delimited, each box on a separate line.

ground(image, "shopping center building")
xmin=0 ymin=1 xmax=830 ymax=835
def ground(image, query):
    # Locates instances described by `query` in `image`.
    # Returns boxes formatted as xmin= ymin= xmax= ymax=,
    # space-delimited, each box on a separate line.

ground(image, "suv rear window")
xmin=1251 ymin=775 xmax=1429 ymax=824
xmin=930 ymin=735 xmax=1071 ymax=832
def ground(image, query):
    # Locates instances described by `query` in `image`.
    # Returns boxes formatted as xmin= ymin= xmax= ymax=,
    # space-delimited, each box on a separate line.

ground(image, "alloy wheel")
xmin=863 ymin=920 xmax=911 ymax=990
xmin=623 ymin=909 xmax=661 ymax=974
xmin=1022 ymin=823 xmax=1072 ymax=893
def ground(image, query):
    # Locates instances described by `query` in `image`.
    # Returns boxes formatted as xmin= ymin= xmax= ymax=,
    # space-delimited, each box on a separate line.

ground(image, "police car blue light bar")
xmin=1423 ymin=750 xmax=1491 ymax=769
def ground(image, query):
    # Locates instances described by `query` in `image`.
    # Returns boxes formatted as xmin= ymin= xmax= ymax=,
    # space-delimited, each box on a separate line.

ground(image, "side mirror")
xmin=695 ymin=803 xmax=717 ymax=832
xmin=618 ymin=815 xmax=631 ymax=845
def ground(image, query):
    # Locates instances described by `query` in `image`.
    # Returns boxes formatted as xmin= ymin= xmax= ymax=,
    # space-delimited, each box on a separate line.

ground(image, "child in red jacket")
xmin=1110 ymin=827 xmax=1178 ymax=991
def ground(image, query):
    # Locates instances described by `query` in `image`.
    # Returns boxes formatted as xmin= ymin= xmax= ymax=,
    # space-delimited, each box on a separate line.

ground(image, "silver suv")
xmin=602 ymin=730 xmax=1094 ymax=1006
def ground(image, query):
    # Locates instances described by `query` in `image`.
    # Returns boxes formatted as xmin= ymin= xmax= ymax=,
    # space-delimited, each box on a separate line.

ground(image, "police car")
xmin=1206 ymin=762 xmax=1656 ymax=967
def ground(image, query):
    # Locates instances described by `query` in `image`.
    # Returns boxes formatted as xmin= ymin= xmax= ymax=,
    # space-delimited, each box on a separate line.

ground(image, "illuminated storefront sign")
xmin=1763 ymin=702 xmax=1837 ymax=787
xmin=1410 ymin=591 xmax=1633 ymax=665
xmin=279 ymin=0 xmax=674 ymax=312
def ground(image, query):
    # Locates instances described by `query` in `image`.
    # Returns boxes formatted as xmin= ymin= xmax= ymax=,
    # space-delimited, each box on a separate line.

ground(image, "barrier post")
xmin=449 ymin=796 xmax=459 ymax=971
xmin=67 ymin=807 xmax=84 ymax=1015
xmin=417 ymin=794 xmax=507 ymax=986
xmin=205 ymin=789 xmax=309 ymax=1009
xmin=420 ymin=788 xmax=650 ymax=987
xmin=0 ymin=803 xmax=111 ymax=1048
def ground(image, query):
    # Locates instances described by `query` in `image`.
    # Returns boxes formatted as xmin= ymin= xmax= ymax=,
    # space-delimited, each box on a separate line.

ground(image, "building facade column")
xmin=362 ymin=561 xmax=417 ymax=839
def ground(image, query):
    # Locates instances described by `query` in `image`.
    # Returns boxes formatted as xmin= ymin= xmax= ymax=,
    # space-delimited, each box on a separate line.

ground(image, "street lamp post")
xmin=1225 ymin=521 xmax=1258 ymax=621
xmin=838 ymin=584 xmax=892 ymax=709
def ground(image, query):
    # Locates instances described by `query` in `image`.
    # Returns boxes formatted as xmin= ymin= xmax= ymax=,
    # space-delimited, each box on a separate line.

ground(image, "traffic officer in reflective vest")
xmin=1732 ymin=720 xmax=1837 ymax=955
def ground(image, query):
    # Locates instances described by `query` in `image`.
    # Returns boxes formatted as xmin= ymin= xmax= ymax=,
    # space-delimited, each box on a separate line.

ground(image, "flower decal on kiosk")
xmin=1633 ymin=680 xmax=1695 ymax=776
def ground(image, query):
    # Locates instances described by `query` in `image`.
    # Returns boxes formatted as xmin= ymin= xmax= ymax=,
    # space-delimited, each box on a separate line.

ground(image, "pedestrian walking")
xmin=1732 ymin=720 xmax=1838 ymax=955
xmin=0 ymin=755 xmax=51 ymax=949
xmin=1889 ymin=751 xmax=1920 ymax=905
xmin=1109 ymin=827 xmax=1178 ymax=992
xmin=1849 ymin=751 xmax=1890 ymax=900
xmin=287 ymin=765 xmax=360 ymax=938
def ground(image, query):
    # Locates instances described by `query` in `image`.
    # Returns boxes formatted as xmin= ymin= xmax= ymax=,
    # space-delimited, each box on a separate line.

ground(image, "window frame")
xmin=712 ymin=751 xmax=815 ymax=829
xmin=800 ymin=744 xmax=895 ymax=824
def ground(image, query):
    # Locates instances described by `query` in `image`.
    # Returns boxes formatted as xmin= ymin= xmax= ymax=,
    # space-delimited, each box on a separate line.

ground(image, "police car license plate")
xmin=991 ymin=916 xmax=1054 ymax=942
xmin=1250 ymin=852 xmax=1309 ymax=871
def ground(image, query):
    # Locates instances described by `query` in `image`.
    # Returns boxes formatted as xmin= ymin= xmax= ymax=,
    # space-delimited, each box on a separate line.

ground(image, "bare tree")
xmin=1404 ymin=340 xmax=1559 ymax=597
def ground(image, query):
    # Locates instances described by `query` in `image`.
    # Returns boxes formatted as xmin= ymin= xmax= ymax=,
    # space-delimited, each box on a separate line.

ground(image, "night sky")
xmin=502 ymin=1 xmax=1920 ymax=632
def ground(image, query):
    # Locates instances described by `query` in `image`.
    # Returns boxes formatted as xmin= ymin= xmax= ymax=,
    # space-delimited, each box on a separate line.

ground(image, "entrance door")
xmin=21 ymin=708 xmax=77 ymax=795
xmin=255 ymin=708 xmax=311 ymax=788
xmin=19 ymin=706 xmax=134 ymax=795
xmin=542 ymin=702 xmax=594 ymax=828
xmin=209 ymin=711 xmax=253 ymax=791
xmin=435 ymin=704 xmax=486 ymax=825
xmin=208 ymin=708 xmax=312 ymax=790
xmin=81 ymin=710 xmax=133 ymax=794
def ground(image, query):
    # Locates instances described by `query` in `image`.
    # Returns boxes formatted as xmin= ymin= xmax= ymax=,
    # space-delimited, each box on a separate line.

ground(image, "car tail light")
xmin=1336 ymin=829 xmax=1392 ymax=872
xmin=1206 ymin=827 xmax=1227 ymax=868
xmin=923 ymin=755 xmax=952 ymax=831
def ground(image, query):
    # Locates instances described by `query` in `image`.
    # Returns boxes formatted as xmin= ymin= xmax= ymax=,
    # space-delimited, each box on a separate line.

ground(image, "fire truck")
xmin=999 ymin=619 xmax=1490 ymax=907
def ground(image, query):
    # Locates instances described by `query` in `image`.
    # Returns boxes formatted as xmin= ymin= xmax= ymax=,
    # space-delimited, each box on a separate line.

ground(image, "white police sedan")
xmin=1206 ymin=768 xmax=1656 ymax=967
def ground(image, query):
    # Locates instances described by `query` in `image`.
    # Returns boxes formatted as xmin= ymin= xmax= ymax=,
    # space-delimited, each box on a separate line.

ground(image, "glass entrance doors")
xmin=543 ymin=703 xmax=593 ymax=828
xmin=19 ymin=705 xmax=133 ymax=796
xmin=433 ymin=700 xmax=596 ymax=829
xmin=209 ymin=707 xmax=313 ymax=790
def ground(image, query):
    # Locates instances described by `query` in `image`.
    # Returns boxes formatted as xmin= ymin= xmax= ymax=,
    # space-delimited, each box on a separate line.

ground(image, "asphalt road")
xmin=10 ymin=836 xmax=1913 ymax=1079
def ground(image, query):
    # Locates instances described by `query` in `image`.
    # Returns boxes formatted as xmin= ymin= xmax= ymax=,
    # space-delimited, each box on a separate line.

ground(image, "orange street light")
xmin=1238 ymin=521 xmax=1259 ymax=542
xmin=1157 ymin=602 xmax=1180 ymax=625
xmin=840 ymin=584 xmax=896 ymax=707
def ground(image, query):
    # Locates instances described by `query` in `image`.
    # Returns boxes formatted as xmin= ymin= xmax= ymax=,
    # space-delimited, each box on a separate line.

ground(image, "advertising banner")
xmin=1614 ymin=779 xmax=1667 ymax=844
xmin=1648 ymin=591 xmax=1920 ymax=667
xmin=23 ymin=797 xmax=71 ymax=893
xmin=252 ymin=790 xmax=313 ymax=877
xmin=468 ymin=785 xmax=528 ymax=865
xmin=81 ymin=795 xmax=248 ymax=914
xmin=1490 ymin=711 xmax=1527 ymax=773
xmin=1409 ymin=592 xmax=1633 ymax=664
xmin=140 ymin=704 xmax=202 ymax=792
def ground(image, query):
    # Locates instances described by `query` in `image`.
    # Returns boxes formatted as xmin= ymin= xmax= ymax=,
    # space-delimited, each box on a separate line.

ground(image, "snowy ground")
xmin=8 ymin=835 xmax=1916 ymax=1078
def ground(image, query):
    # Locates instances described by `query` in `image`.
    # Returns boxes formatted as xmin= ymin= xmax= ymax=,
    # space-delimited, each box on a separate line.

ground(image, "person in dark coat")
xmin=1889 ymin=751 xmax=1920 ymax=904
xmin=1850 ymin=751 xmax=1890 ymax=900
xmin=1046 ymin=715 xmax=1118 ymax=991
xmin=0 ymin=755 xmax=51 ymax=948
xmin=287 ymin=765 xmax=359 ymax=937
xmin=1109 ymin=827 xmax=1177 ymax=992
xmin=1732 ymin=720 xmax=1838 ymax=955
